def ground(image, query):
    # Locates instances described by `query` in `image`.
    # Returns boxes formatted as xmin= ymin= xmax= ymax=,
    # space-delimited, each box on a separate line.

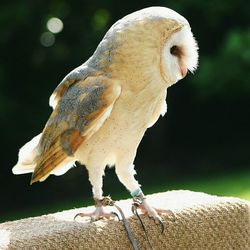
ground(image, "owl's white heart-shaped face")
xmin=162 ymin=25 xmax=199 ymax=84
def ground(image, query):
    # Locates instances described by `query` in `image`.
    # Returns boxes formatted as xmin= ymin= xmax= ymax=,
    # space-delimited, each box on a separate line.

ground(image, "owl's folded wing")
xmin=31 ymin=76 xmax=121 ymax=183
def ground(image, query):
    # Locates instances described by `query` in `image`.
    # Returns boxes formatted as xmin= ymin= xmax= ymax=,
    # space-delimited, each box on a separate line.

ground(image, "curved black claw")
xmin=155 ymin=217 xmax=165 ymax=234
xmin=111 ymin=211 xmax=121 ymax=221
xmin=74 ymin=213 xmax=83 ymax=221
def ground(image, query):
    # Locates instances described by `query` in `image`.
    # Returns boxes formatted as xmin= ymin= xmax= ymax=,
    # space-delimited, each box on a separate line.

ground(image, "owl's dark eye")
xmin=170 ymin=45 xmax=179 ymax=56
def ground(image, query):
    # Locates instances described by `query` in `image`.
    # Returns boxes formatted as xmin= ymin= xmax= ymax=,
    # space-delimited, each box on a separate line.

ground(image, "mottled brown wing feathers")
xmin=31 ymin=129 xmax=84 ymax=184
xmin=31 ymin=78 xmax=121 ymax=184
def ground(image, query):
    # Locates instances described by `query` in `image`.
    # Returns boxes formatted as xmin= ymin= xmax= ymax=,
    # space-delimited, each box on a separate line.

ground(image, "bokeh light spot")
xmin=40 ymin=32 xmax=55 ymax=47
xmin=93 ymin=9 xmax=110 ymax=31
xmin=47 ymin=17 xmax=63 ymax=34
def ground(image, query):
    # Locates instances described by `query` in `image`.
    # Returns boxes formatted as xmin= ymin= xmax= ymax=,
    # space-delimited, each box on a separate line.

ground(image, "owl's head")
xmin=161 ymin=24 xmax=198 ymax=84
xmin=92 ymin=7 xmax=198 ymax=86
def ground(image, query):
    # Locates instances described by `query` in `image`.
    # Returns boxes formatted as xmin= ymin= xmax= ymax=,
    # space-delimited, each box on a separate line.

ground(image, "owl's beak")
xmin=180 ymin=65 xmax=188 ymax=78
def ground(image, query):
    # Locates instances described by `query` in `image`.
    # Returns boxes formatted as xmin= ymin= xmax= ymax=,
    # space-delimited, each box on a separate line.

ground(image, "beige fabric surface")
xmin=1 ymin=190 xmax=250 ymax=250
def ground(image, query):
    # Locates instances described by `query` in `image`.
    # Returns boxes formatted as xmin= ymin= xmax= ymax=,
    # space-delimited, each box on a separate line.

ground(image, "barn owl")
xmin=13 ymin=7 xmax=198 ymax=223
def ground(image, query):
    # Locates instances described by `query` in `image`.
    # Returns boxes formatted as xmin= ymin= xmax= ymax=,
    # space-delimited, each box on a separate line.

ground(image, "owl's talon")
xmin=111 ymin=211 xmax=121 ymax=221
xmin=74 ymin=196 xmax=119 ymax=222
xmin=154 ymin=217 xmax=165 ymax=234
xmin=132 ymin=193 xmax=175 ymax=234
xmin=74 ymin=213 xmax=84 ymax=221
xmin=74 ymin=209 xmax=118 ymax=221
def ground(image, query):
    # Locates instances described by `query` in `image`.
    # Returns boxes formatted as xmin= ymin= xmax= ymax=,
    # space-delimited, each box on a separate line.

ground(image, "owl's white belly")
xmin=75 ymin=88 xmax=166 ymax=170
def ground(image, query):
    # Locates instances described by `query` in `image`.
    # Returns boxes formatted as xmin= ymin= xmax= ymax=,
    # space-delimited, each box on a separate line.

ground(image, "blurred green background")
xmin=1 ymin=0 xmax=250 ymax=223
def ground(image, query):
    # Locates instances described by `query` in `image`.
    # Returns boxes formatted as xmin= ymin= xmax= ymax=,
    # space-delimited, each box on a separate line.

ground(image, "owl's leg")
xmin=115 ymin=162 xmax=175 ymax=229
xmin=74 ymin=165 xmax=118 ymax=221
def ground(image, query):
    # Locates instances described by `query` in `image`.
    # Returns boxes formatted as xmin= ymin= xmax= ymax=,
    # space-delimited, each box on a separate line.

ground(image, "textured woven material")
xmin=1 ymin=190 xmax=250 ymax=250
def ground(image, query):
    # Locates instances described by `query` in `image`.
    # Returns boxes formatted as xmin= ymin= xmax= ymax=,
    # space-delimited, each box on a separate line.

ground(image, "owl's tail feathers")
xmin=12 ymin=133 xmax=42 ymax=175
